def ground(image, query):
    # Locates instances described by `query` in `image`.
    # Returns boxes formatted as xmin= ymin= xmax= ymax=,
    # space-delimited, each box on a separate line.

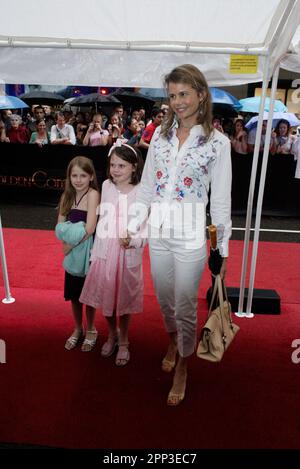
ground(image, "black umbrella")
xmin=19 ymin=91 xmax=65 ymax=105
xmin=207 ymin=224 xmax=224 ymax=309
xmin=212 ymin=103 xmax=238 ymax=118
xmin=69 ymin=93 xmax=121 ymax=112
xmin=110 ymin=89 xmax=155 ymax=111
xmin=70 ymin=93 xmax=121 ymax=106
xmin=208 ymin=225 xmax=223 ymax=276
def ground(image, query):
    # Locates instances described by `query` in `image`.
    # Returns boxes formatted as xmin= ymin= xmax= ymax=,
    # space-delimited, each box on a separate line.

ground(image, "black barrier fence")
xmin=0 ymin=143 xmax=299 ymax=215
xmin=231 ymin=150 xmax=299 ymax=216
xmin=0 ymin=142 xmax=109 ymax=207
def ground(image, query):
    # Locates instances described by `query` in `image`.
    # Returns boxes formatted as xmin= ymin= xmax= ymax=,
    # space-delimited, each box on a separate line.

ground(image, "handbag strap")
xmin=208 ymin=275 xmax=230 ymax=338
xmin=216 ymin=275 xmax=226 ymax=335
xmin=208 ymin=275 xmax=220 ymax=312
xmin=208 ymin=274 xmax=233 ymax=322
xmin=207 ymin=275 xmax=226 ymax=340
xmin=220 ymin=277 xmax=235 ymax=327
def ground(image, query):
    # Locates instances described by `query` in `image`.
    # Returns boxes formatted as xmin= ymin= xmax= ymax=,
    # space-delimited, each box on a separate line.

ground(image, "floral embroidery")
xmin=196 ymin=135 xmax=208 ymax=147
xmin=175 ymin=189 xmax=185 ymax=201
xmin=184 ymin=177 xmax=193 ymax=187
xmin=153 ymin=124 xmax=223 ymax=203
xmin=199 ymin=165 xmax=208 ymax=175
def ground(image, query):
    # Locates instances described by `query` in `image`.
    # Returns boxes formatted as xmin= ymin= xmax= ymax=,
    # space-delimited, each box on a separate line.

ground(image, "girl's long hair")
xmin=274 ymin=119 xmax=290 ymax=136
xmin=161 ymin=64 xmax=213 ymax=139
xmin=59 ymin=156 xmax=99 ymax=216
xmin=233 ymin=118 xmax=246 ymax=137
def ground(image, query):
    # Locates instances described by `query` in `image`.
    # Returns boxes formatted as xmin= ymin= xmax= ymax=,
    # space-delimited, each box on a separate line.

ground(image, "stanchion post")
xmin=0 ymin=214 xmax=15 ymax=304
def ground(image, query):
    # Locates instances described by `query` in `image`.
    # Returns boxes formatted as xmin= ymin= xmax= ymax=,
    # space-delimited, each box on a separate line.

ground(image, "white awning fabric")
xmin=280 ymin=24 xmax=300 ymax=72
xmin=0 ymin=0 xmax=299 ymax=87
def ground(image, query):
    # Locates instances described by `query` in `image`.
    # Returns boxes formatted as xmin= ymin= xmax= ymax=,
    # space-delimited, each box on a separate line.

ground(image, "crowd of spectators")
xmin=212 ymin=114 xmax=300 ymax=157
xmin=1 ymin=102 xmax=300 ymax=168
xmin=0 ymin=102 xmax=167 ymax=152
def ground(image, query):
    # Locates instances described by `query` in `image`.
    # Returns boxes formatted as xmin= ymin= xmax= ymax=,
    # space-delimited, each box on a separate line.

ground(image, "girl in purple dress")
xmin=57 ymin=156 xmax=100 ymax=351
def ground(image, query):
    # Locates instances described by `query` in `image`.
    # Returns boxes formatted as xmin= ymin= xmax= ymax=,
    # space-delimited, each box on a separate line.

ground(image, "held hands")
xmin=119 ymin=231 xmax=132 ymax=249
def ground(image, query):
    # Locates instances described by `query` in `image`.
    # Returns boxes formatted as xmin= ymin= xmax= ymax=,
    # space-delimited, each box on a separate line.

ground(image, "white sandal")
xmin=64 ymin=329 xmax=83 ymax=350
xmin=81 ymin=330 xmax=98 ymax=352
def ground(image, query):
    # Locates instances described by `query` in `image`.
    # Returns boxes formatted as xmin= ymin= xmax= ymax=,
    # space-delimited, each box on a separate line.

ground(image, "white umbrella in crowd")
xmin=245 ymin=112 xmax=300 ymax=130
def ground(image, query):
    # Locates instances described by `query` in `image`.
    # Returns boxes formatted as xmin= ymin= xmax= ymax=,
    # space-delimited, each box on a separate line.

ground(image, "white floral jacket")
xmin=131 ymin=120 xmax=232 ymax=257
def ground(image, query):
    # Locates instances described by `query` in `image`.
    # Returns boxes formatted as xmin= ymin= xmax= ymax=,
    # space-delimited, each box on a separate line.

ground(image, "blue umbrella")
xmin=245 ymin=112 xmax=300 ymax=131
xmin=209 ymin=87 xmax=242 ymax=110
xmin=0 ymin=95 xmax=29 ymax=110
xmin=239 ymin=97 xmax=287 ymax=113
xmin=140 ymin=88 xmax=242 ymax=108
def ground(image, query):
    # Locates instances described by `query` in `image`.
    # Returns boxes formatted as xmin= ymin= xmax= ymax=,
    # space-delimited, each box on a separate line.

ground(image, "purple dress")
xmin=64 ymin=209 xmax=87 ymax=301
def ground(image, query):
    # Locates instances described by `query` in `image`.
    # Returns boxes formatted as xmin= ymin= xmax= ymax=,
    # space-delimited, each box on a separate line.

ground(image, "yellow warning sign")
xmin=229 ymin=55 xmax=258 ymax=74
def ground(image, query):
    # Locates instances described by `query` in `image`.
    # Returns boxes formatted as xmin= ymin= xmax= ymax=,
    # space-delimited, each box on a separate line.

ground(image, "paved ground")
xmin=1 ymin=199 xmax=299 ymax=243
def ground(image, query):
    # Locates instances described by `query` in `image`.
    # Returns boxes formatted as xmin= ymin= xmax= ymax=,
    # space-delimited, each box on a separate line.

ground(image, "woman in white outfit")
xmin=127 ymin=64 xmax=232 ymax=406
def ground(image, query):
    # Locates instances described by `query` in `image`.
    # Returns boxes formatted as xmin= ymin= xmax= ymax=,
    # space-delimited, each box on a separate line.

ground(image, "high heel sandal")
xmin=167 ymin=388 xmax=186 ymax=406
xmin=161 ymin=346 xmax=177 ymax=373
xmin=167 ymin=371 xmax=187 ymax=406
xmin=162 ymin=357 xmax=176 ymax=373
xmin=81 ymin=330 xmax=98 ymax=352
xmin=64 ymin=329 xmax=83 ymax=350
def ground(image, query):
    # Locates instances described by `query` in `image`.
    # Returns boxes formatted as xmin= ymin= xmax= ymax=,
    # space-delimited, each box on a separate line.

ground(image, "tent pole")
xmin=235 ymin=56 xmax=269 ymax=318
xmin=0 ymin=214 xmax=15 ymax=304
xmin=245 ymin=63 xmax=280 ymax=314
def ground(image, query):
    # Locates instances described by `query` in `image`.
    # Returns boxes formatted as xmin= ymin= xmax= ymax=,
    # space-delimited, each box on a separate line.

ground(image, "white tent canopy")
xmin=281 ymin=24 xmax=300 ymax=72
xmin=0 ymin=0 xmax=300 ymax=87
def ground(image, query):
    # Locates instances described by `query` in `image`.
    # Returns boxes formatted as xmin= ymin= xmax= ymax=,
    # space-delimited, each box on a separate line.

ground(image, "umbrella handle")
xmin=208 ymin=224 xmax=217 ymax=249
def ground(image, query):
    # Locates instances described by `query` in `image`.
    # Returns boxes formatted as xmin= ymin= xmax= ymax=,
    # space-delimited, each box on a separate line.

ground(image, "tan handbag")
xmin=197 ymin=275 xmax=239 ymax=362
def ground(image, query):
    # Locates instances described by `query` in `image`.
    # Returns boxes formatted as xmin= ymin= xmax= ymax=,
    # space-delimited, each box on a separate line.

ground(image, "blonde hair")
xmin=59 ymin=156 xmax=99 ymax=216
xmin=161 ymin=64 xmax=213 ymax=139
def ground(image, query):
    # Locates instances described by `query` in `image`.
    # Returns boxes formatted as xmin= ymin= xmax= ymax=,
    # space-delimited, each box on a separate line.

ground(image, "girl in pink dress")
xmin=80 ymin=142 xmax=145 ymax=366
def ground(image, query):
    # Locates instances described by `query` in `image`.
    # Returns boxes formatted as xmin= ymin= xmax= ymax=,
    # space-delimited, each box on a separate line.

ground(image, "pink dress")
xmin=88 ymin=129 xmax=109 ymax=146
xmin=79 ymin=180 xmax=146 ymax=316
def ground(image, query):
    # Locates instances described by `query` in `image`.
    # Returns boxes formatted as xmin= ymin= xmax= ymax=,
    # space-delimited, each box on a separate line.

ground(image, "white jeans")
xmin=149 ymin=232 xmax=207 ymax=358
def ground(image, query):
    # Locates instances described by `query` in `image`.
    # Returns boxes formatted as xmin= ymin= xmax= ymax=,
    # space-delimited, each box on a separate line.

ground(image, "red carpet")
xmin=0 ymin=228 xmax=300 ymax=449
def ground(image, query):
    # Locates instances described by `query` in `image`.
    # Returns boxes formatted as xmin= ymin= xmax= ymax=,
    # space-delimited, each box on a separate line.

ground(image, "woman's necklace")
xmin=74 ymin=189 xmax=89 ymax=208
